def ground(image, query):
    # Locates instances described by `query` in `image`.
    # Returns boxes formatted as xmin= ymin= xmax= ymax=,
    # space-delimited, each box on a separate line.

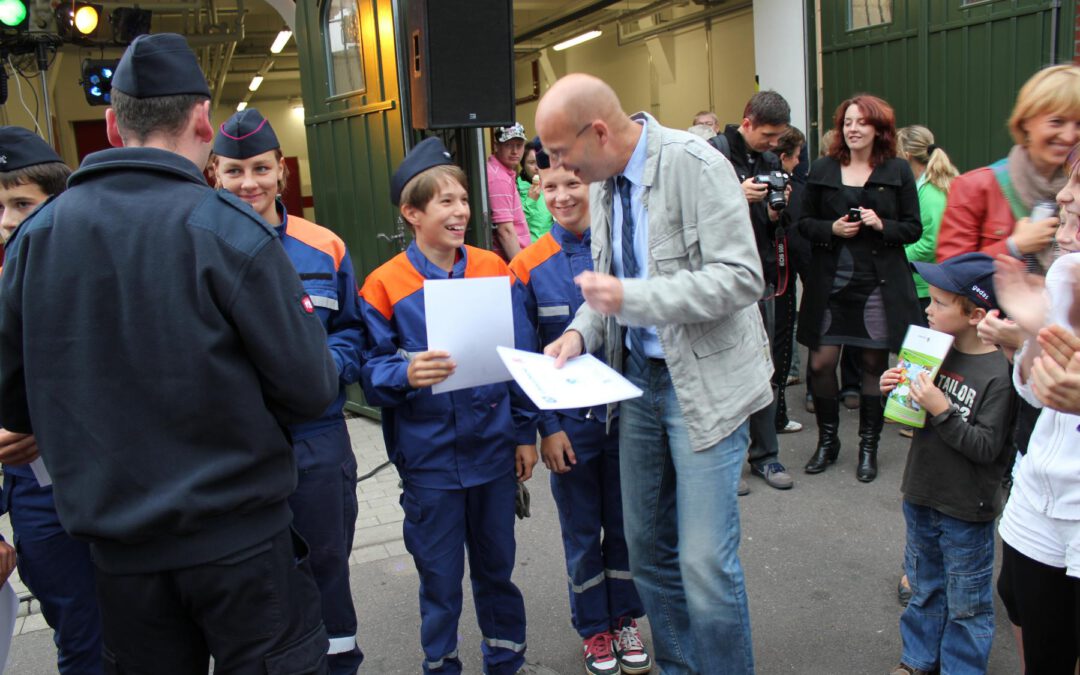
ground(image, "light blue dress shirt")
xmin=611 ymin=120 xmax=665 ymax=359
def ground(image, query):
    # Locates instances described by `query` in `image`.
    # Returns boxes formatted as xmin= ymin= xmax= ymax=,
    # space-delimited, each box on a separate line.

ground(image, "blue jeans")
xmin=620 ymin=355 xmax=754 ymax=675
xmin=900 ymin=501 xmax=995 ymax=674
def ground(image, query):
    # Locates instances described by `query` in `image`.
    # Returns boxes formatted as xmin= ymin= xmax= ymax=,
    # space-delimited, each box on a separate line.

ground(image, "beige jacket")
xmin=568 ymin=112 xmax=773 ymax=451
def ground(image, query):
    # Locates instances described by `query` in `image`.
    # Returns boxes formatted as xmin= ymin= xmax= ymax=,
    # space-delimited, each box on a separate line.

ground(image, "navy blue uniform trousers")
xmin=288 ymin=421 xmax=363 ymax=675
xmin=5 ymin=472 xmax=103 ymax=674
xmin=550 ymin=417 xmax=642 ymax=639
xmin=400 ymin=473 xmax=526 ymax=675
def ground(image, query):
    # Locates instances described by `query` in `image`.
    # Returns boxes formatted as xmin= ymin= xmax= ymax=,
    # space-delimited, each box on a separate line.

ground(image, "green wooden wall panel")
xmin=812 ymin=0 xmax=1075 ymax=172
xmin=296 ymin=0 xmax=407 ymax=415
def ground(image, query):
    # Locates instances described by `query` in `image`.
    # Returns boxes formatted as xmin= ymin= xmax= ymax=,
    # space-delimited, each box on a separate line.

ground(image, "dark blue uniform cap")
xmin=213 ymin=109 xmax=280 ymax=159
xmin=390 ymin=137 xmax=454 ymax=206
xmin=112 ymin=33 xmax=211 ymax=99
xmin=912 ymin=252 xmax=998 ymax=311
xmin=531 ymin=136 xmax=550 ymax=170
xmin=0 ymin=127 xmax=62 ymax=172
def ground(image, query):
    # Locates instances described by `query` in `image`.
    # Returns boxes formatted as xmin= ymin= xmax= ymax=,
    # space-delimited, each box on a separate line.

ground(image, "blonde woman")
xmin=898 ymin=125 xmax=959 ymax=310
xmin=937 ymin=64 xmax=1080 ymax=267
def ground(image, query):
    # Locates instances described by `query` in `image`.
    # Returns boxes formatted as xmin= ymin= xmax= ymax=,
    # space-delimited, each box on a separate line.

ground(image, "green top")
xmin=905 ymin=175 xmax=947 ymax=299
xmin=517 ymin=176 xmax=553 ymax=242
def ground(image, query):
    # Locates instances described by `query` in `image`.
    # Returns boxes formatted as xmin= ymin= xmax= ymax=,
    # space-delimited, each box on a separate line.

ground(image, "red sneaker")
xmin=582 ymin=631 xmax=619 ymax=675
xmin=614 ymin=618 xmax=652 ymax=674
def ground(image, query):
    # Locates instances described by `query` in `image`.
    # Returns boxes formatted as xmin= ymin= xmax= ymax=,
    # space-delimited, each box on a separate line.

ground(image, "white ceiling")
xmin=46 ymin=0 xmax=666 ymax=108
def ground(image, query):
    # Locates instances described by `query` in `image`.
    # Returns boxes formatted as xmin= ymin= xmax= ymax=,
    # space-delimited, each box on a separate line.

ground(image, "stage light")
xmin=74 ymin=5 xmax=97 ymax=34
xmin=81 ymin=58 xmax=117 ymax=106
xmin=110 ymin=7 xmax=151 ymax=44
xmin=56 ymin=3 xmax=102 ymax=41
xmin=0 ymin=0 xmax=29 ymax=31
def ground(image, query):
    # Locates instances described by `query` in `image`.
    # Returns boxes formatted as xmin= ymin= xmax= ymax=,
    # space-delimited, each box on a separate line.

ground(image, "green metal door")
xmin=809 ymin=0 xmax=1075 ymax=171
xmin=296 ymin=0 xmax=406 ymax=415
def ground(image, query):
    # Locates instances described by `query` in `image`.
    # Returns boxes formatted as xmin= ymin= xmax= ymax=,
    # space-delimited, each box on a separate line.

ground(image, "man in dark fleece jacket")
xmin=0 ymin=34 xmax=340 ymax=673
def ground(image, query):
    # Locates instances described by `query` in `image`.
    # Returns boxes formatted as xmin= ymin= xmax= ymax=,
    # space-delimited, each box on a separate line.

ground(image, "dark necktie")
xmin=617 ymin=176 xmax=645 ymax=360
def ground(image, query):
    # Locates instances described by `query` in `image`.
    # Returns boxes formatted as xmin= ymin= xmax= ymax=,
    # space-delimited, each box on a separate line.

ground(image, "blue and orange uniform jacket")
xmin=274 ymin=202 xmax=364 ymax=441
xmin=509 ymin=223 xmax=609 ymax=438
xmin=359 ymin=242 xmax=536 ymax=489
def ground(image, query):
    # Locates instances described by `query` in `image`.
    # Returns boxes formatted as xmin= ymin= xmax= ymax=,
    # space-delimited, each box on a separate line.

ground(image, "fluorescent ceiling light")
xmin=270 ymin=30 xmax=292 ymax=54
xmin=236 ymin=101 xmax=248 ymax=111
xmin=248 ymin=75 xmax=264 ymax=91
xmin=553 ymin=30 xmax=602 ymax=51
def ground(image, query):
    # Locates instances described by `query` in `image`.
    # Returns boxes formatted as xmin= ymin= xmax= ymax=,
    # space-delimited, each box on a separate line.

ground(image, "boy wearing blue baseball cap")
xmin=358 ymin=138 xmax=541 ymax=675
xmin=879 ymin=252 xmax=1017 ymax=675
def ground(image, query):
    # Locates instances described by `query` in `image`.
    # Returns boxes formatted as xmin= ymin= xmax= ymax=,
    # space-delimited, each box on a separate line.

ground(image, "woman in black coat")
xmin=798 ymin=94 xmax=922 ymax=482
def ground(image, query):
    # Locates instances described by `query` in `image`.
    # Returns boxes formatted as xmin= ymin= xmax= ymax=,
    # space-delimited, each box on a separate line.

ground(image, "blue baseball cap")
xmin=390 ymin=137 xmax=454 ymax=206
xmin=912 ymin=252 xmax=997 ymax=310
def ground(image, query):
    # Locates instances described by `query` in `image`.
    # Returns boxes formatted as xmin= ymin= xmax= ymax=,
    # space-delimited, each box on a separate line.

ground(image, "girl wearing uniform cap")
xmin=213 ymin=109 xmax=366 ymax=675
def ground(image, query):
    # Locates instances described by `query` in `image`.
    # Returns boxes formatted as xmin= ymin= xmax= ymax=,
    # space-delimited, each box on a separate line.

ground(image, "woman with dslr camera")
xmin=798 ymin=93 xmax=922 ymax=482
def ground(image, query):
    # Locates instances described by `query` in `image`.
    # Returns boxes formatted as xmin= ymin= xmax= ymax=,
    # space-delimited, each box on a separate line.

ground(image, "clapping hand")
xmin=1030 ymin=325 xmax=1080 ymax=413
xmin=995 ymin=255 xmax=1048 ymax=336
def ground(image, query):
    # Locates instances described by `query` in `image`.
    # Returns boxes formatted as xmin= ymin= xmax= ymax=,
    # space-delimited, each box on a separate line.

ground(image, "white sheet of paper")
xmin=0 ymin=582 xmax=19 ymax=671
xmin=496 ymin=346 xmax=643 ymax=410
xmin=29 ymin=457 xmax=51 ymax=488
xmin=424 ymin=277 xmax=515 ymax=394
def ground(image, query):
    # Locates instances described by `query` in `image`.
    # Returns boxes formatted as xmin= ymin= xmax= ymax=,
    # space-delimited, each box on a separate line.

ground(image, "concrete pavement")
xmin=5 ymin=377 xmax=1023 ymax=673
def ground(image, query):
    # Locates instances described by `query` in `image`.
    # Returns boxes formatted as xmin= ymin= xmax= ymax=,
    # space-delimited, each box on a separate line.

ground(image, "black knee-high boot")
xmin=856 ymin=395 xmax=884 ymax=482
xmin=804 ymin=397 xmax=840 ymax=474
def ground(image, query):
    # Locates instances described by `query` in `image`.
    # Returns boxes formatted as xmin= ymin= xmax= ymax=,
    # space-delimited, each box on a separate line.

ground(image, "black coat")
xmin=796 ymin=156 xmax=923 ymax=353
xmin=0 ymin=147 xmax=339 ymax=574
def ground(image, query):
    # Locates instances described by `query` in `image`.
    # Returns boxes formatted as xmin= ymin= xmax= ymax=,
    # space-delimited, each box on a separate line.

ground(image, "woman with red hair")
xmin=799 ymin=94 xmax=923 ymax=482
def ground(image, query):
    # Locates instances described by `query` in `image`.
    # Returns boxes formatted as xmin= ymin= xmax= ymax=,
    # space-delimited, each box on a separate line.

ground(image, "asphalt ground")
xmin=6 ymin=374 xmax=1022 ymax=674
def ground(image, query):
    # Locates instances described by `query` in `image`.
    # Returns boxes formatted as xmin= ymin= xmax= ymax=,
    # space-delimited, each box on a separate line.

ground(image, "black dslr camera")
xmin=753 ymin=171 xmax=790 ymax=211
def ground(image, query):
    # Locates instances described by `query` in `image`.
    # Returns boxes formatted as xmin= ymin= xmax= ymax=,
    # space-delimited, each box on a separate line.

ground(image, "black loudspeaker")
xmin=407 ymin=0 xmax=514 ymax=129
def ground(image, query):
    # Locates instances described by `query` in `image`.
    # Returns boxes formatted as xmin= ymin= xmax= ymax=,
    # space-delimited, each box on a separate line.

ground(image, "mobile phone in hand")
xmin=848 ymin=207 xmax=862 ymax=222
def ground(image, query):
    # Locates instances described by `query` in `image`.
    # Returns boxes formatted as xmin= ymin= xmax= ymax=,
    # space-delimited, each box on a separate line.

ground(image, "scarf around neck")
xmin=1008 ymin=144 xmax=1067 ymax=210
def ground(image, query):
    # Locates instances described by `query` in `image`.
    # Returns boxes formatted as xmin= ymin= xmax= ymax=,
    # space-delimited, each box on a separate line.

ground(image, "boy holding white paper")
xmin=879 ymin=252 xmax=1015 ymax=675
xmin=358 ymin=137 xmax=540 ymax=675
xmin=510 ymin=147 xmax=651 ymax=675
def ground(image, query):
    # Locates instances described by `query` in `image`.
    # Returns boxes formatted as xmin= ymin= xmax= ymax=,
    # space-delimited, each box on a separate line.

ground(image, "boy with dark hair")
xmin=0 ymin=126 xmax=102 ymax=674
xmin=0 ymin=143 xmax=69 ymax=246
xmin=510 ymin=145 xmax=651 ymax=675
xmin=359 ymin=137 xmax=542 ymax=675
xmin=880 ymin=252 xmax=1016 ymax=675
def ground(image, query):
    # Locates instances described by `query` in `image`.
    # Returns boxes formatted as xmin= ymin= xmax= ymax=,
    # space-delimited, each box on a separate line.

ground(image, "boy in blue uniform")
xmin=0 ymin=125 xmax=103 ymax=674
xmin=358 ymin=137 xmax=539 ymax=675
xmin=879 ymin=253 xmax=1016 ymax=675
xmin=213 ymin=109 xmax=365 ymax=675
xmin=509 ymin=146 xmax=651 ymax=675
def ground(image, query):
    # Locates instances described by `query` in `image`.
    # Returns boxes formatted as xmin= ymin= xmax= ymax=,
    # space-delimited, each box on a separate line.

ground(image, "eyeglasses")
xmin=547 ymin=120 xmax=595 ymax=165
